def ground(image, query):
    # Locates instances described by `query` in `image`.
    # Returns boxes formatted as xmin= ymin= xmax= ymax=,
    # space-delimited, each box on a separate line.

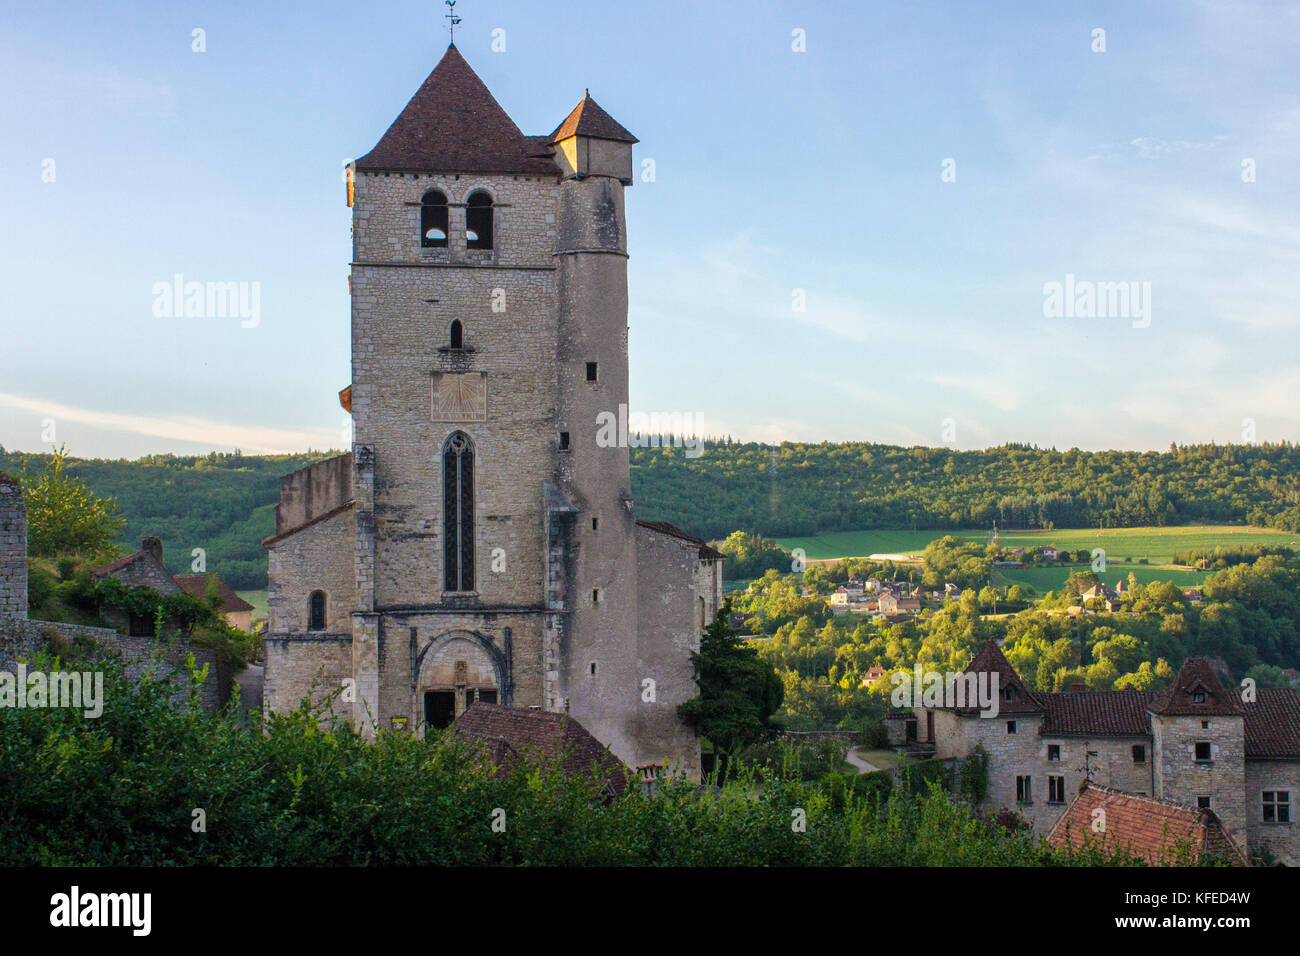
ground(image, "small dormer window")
xmin=1004 ymin=687 xmax=1015 ymax=702
xmin=421 ymin=190 xmax=449 ymax=247
xmin=1193 ymin=691 xmax=1207 ymax=704
xmin=466 ymin=191 xmax=493 ymax=249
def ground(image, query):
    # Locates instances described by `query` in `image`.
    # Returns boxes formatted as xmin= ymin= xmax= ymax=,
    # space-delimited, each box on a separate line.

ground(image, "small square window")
xmin=586 ymin=362 xmax=598 ymax=382
xmin=1047 ymin=744 xmax=1060 ymax=762
xmin=558 ymin=431 xmax=570 ymax=450
xmin=1201 ymin=720 xmax=1210 ymax=729
xmin=1263 ymin=791 xmax=1291 ymax=823
xmin=1006 ymin=720 xmax=1017 ymax=734
xmin=1196 ymin=795 xmax=1211 ymax=810
xmin=1195 ymin=742 xmax=1212 ymax=762
xmin=1132 ymin=744 xmax=1146 ymax=764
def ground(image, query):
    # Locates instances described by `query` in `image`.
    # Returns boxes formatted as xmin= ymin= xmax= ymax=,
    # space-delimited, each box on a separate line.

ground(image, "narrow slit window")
xmin=466 ymin=191 xmax=493 ymax=250
xmin=421 ymin=190 xmax=449 ymax=247
xmin=443 ymin=432 xmax=475 ymax=592
xmin=449 ymin=319 xmax=464 ymax=349
xmin=308 ymin=590 xmax=327 ymax=631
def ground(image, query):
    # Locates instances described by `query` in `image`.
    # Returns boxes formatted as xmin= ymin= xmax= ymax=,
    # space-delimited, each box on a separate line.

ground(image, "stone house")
xmin=91 ymin=537 xmax=184 ymax=635
xmin=174 ymin=573 xmax=256 ymax=632
xmin=261 ymin=44 xmax=722 ymax=777
xmin=917 ymin=640 xmax=1300 ymax=864
xmin=0 ymin=476 xmax=227 ymax=712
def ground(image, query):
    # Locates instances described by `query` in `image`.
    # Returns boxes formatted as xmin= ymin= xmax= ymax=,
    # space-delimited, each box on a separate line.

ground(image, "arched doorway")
xmin=415 ymin=631 xmax=504 ymax=731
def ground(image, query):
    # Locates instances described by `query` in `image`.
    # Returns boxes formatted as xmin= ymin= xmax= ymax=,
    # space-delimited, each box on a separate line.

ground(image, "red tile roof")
xmin=1150 ymin=657 xmax=1244 ymax=716
xmin=90 ymin=550 xmax=148 ymax=578
xmin=1041 ymin=690 xmax=1157 ymax=737
xmin=354 ymin=45 xmax=558 ymax=175
xmin=636 ymin=519 xmax=724 ymax=560
xmin=1245 ymin=687 xmax=1300 ymax=759
xmin=453 ymin=703 xmax=630 ymax=798
xmin=957 ymin=640 xmax=1043 ymax=714
xmin=1047 ymin=782 xmax=1246 ymax=865
xmin=172 ymin=574 xmax=255 ymax=614
xmin=550 ymin=92 xmax=638 ymax=144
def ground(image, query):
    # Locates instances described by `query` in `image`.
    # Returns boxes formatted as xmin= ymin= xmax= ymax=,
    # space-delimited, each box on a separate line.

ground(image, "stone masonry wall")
xmin=263 ymin=634 xmax=353 ymax=726
xmin=630 ymin=526 xmax=706 ymax=778
xmin=0 ymin=476 xmax=28 ymax=621
xmin=1153 ymin=714 xmax=1247 ymax=849
xmin=267 ymin=507 xmax=356 ymax=635
xmin=1245 ymin=759 xmax=1300 ymax=865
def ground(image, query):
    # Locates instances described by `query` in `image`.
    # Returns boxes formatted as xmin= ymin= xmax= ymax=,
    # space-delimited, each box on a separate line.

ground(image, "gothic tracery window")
xmin=443 ymin=432 xmax=475 ymax=592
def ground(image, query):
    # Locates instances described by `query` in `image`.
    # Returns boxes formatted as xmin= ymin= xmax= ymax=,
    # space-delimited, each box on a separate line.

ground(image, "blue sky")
xmin=2 ymin=0 xmax=1298 ymax=458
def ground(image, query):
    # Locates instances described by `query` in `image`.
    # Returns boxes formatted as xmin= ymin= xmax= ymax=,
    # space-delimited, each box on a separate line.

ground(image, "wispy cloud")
xmin=0 ymin=392 xmax=335 ymax=454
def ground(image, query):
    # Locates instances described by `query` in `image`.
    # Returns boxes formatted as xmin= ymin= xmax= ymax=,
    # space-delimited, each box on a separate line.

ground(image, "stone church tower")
xmin=262 ymin=45 xmax=721 ymax=776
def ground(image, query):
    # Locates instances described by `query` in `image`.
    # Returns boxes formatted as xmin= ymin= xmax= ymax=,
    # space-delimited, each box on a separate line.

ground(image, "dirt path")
xmin=845 ymin=747 xmax=879 ymax=774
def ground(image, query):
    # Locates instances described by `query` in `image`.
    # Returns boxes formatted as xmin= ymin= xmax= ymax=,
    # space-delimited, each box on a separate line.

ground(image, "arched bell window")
xmin=466 ymin=190 xmax=493 ymax=250
xmin=449 ymin=319 xmax=464 ymax=350
xmin=421 ymin=190 xmax=449 ymax=248
xmin=443 ymin=432 xmax=475 ymax=592
xmin=308 ymin=590 xmax=327 ymax=631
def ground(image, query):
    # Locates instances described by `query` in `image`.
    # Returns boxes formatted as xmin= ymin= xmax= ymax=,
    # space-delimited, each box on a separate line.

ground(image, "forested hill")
xmin=629 ymin=440 xmax=1300 ymax=540
xmin=3 ymin=440 xmax=1298 ymax=589
xmin=0 ymin=448 xmax=331 ymax=590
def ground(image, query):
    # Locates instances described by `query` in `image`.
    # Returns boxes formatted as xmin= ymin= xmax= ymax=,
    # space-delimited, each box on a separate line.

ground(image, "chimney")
xmin=141 ymin=536 xmax=163 ymax=562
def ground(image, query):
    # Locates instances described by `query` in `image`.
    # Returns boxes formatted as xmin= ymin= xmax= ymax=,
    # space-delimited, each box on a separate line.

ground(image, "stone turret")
xmin=550 ymin=91 xmax=641 ymax=759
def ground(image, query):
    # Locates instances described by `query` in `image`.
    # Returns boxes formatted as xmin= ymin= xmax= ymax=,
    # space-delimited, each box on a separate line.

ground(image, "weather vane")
xmin=445 ymin=0 xmax=462 ymax=43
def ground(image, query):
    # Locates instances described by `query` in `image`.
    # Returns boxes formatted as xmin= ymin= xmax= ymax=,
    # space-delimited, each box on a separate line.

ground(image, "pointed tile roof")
xmin=1150 ymin=657 xmax=1244 ymax=717
xmin=354 ymin=45 xmax=558 ymax=175
xmin=957 ymin=639 xmax=1043 ymax=713
xmin=550 ymin=91 xmax=638 ymax=144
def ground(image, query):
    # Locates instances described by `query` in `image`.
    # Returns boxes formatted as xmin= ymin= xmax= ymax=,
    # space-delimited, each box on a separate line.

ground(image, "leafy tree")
xmin=678 ymin=600 xmax=784 ymax=770
xmin=18 ymin=447 xmax=125 ymax=560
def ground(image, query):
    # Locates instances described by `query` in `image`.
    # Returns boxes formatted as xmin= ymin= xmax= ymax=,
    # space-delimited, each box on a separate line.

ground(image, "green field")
xmin=992 ymin=565 xmax=1209 ymax=592
xmin=773 ymin=525 xmax=1300 ymax=592
xmin=774 ymin=525 xmax=1299 ymax=563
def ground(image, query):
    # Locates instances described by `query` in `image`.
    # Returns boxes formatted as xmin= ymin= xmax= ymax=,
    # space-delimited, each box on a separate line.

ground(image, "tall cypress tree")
xmin=677 ymin=599 xmax=784 ymax=772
